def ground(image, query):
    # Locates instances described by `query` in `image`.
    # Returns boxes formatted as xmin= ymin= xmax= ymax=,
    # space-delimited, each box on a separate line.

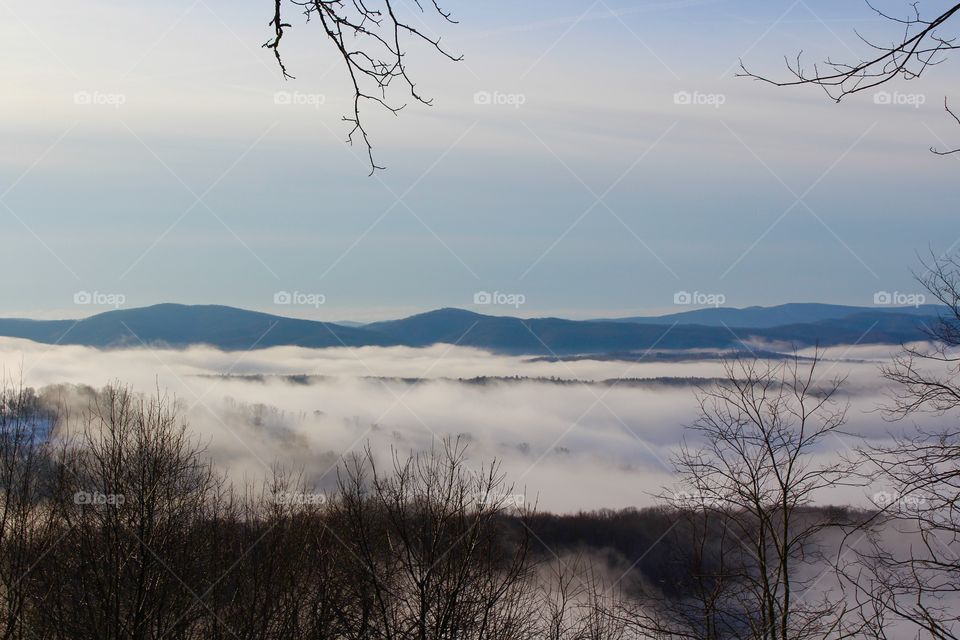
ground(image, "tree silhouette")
xmin=741 ymin=1 xmax=960 ymax=154
xmin=264 ymin=0 xmax=462 ymax=172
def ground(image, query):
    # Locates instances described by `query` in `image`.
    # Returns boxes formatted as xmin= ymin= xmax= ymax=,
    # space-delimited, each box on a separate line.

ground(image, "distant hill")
xmin=595 ymin=303 xmax=946 ymax=328
xmin=0 ymin=303 xmax=945 ymax=355
xmin=0 ymin=304 xmax=395 ymax=350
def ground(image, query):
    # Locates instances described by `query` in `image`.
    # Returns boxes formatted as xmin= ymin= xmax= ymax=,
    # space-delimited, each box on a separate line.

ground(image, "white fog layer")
xmin=0 ymin=337 xmax=931 ymax=512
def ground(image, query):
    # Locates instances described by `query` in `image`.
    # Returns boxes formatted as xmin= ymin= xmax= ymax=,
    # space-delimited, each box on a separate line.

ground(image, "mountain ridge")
xmin=592 ymin=302 xmax=944 ymax=328
xmin=0 ymin=303 xmax=942 ymax=356
xmin=0 ymin=303 xmax=945 ymax=355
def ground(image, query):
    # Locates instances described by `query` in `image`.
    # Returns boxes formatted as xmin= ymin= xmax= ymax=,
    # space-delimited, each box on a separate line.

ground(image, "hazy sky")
xmin=3 ymin=0 xmax=959 ymax=321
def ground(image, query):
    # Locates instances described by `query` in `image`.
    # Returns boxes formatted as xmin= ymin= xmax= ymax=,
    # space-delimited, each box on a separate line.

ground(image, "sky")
xmin=2 ymin=0 xmax=960 ymax=321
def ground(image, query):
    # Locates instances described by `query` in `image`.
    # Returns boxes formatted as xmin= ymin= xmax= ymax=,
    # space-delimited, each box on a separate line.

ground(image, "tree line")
xmin=0 ymin=255 xmax=959 ymax=638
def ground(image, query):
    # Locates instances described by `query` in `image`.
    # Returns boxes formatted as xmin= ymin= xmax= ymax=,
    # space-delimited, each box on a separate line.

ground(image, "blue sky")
xmin=2 ymin=0 xmax=959 ymax=320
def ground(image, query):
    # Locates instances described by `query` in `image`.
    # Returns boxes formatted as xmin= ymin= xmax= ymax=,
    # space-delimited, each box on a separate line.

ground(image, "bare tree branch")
xmin=740 ymin=1 xmax=960 ymax=155
xmin=264 ymin=0 xmax=462 ymax=173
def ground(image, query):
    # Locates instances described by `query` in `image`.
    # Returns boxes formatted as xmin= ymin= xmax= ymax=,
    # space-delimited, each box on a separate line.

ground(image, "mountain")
xmin=596 ymin=303 xmax=945 ymax=328
xmin=365 ymin=307 xmax=942 ymax=354
xmin=0 ymin=304 xmax=396 ymax=350
xmin=366 ymin=308 xmax=744 ymax=353
xmin=0 ymin=303 xmax=945 ymax=355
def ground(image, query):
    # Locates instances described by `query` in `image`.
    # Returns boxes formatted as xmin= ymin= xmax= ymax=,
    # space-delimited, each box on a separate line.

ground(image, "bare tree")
xmin=0 ymin=379 xmax=58 ymax=640
xmin=740 ymin=1 xmax=960 ymax=154
xmin=264 ymin=0 xmax=462 ymax=172
xmin=841 ymin=251 xmax=960 ymax=639
xmin=330 ymin=437 xmax=535 ymax=640
xmin=615 ymin=505 xmax=751 ymax=640
xmin=537 ymin=554 xmax=627 ymax=640
xmin=40 ymin=384 xmax=224 ymax=640
xmin=624 ymin=355 xmax=864 ymax=640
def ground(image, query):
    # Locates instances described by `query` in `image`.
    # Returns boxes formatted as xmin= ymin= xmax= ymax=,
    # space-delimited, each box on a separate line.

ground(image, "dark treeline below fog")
xmin=7 ymin=254 xmax=960 ymax=639
xmin=3 ymin=272 xmax=960 ymax=639
xmin=10 ymin=0 xmax=960 ymax=636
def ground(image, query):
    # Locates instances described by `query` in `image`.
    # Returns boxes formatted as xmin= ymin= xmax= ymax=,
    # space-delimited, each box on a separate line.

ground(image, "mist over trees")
xmin=1 ymin=252 xmax=960 ymax=638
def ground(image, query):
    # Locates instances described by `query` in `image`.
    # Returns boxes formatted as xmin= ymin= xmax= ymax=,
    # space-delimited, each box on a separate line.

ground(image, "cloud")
xmin=0 ymin=337 xmax=935 ymax=512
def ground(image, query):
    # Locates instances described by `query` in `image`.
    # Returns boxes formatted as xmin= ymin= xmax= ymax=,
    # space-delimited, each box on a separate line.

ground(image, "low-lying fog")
xmin=0 ymin=337 xmax=936 ymax=512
